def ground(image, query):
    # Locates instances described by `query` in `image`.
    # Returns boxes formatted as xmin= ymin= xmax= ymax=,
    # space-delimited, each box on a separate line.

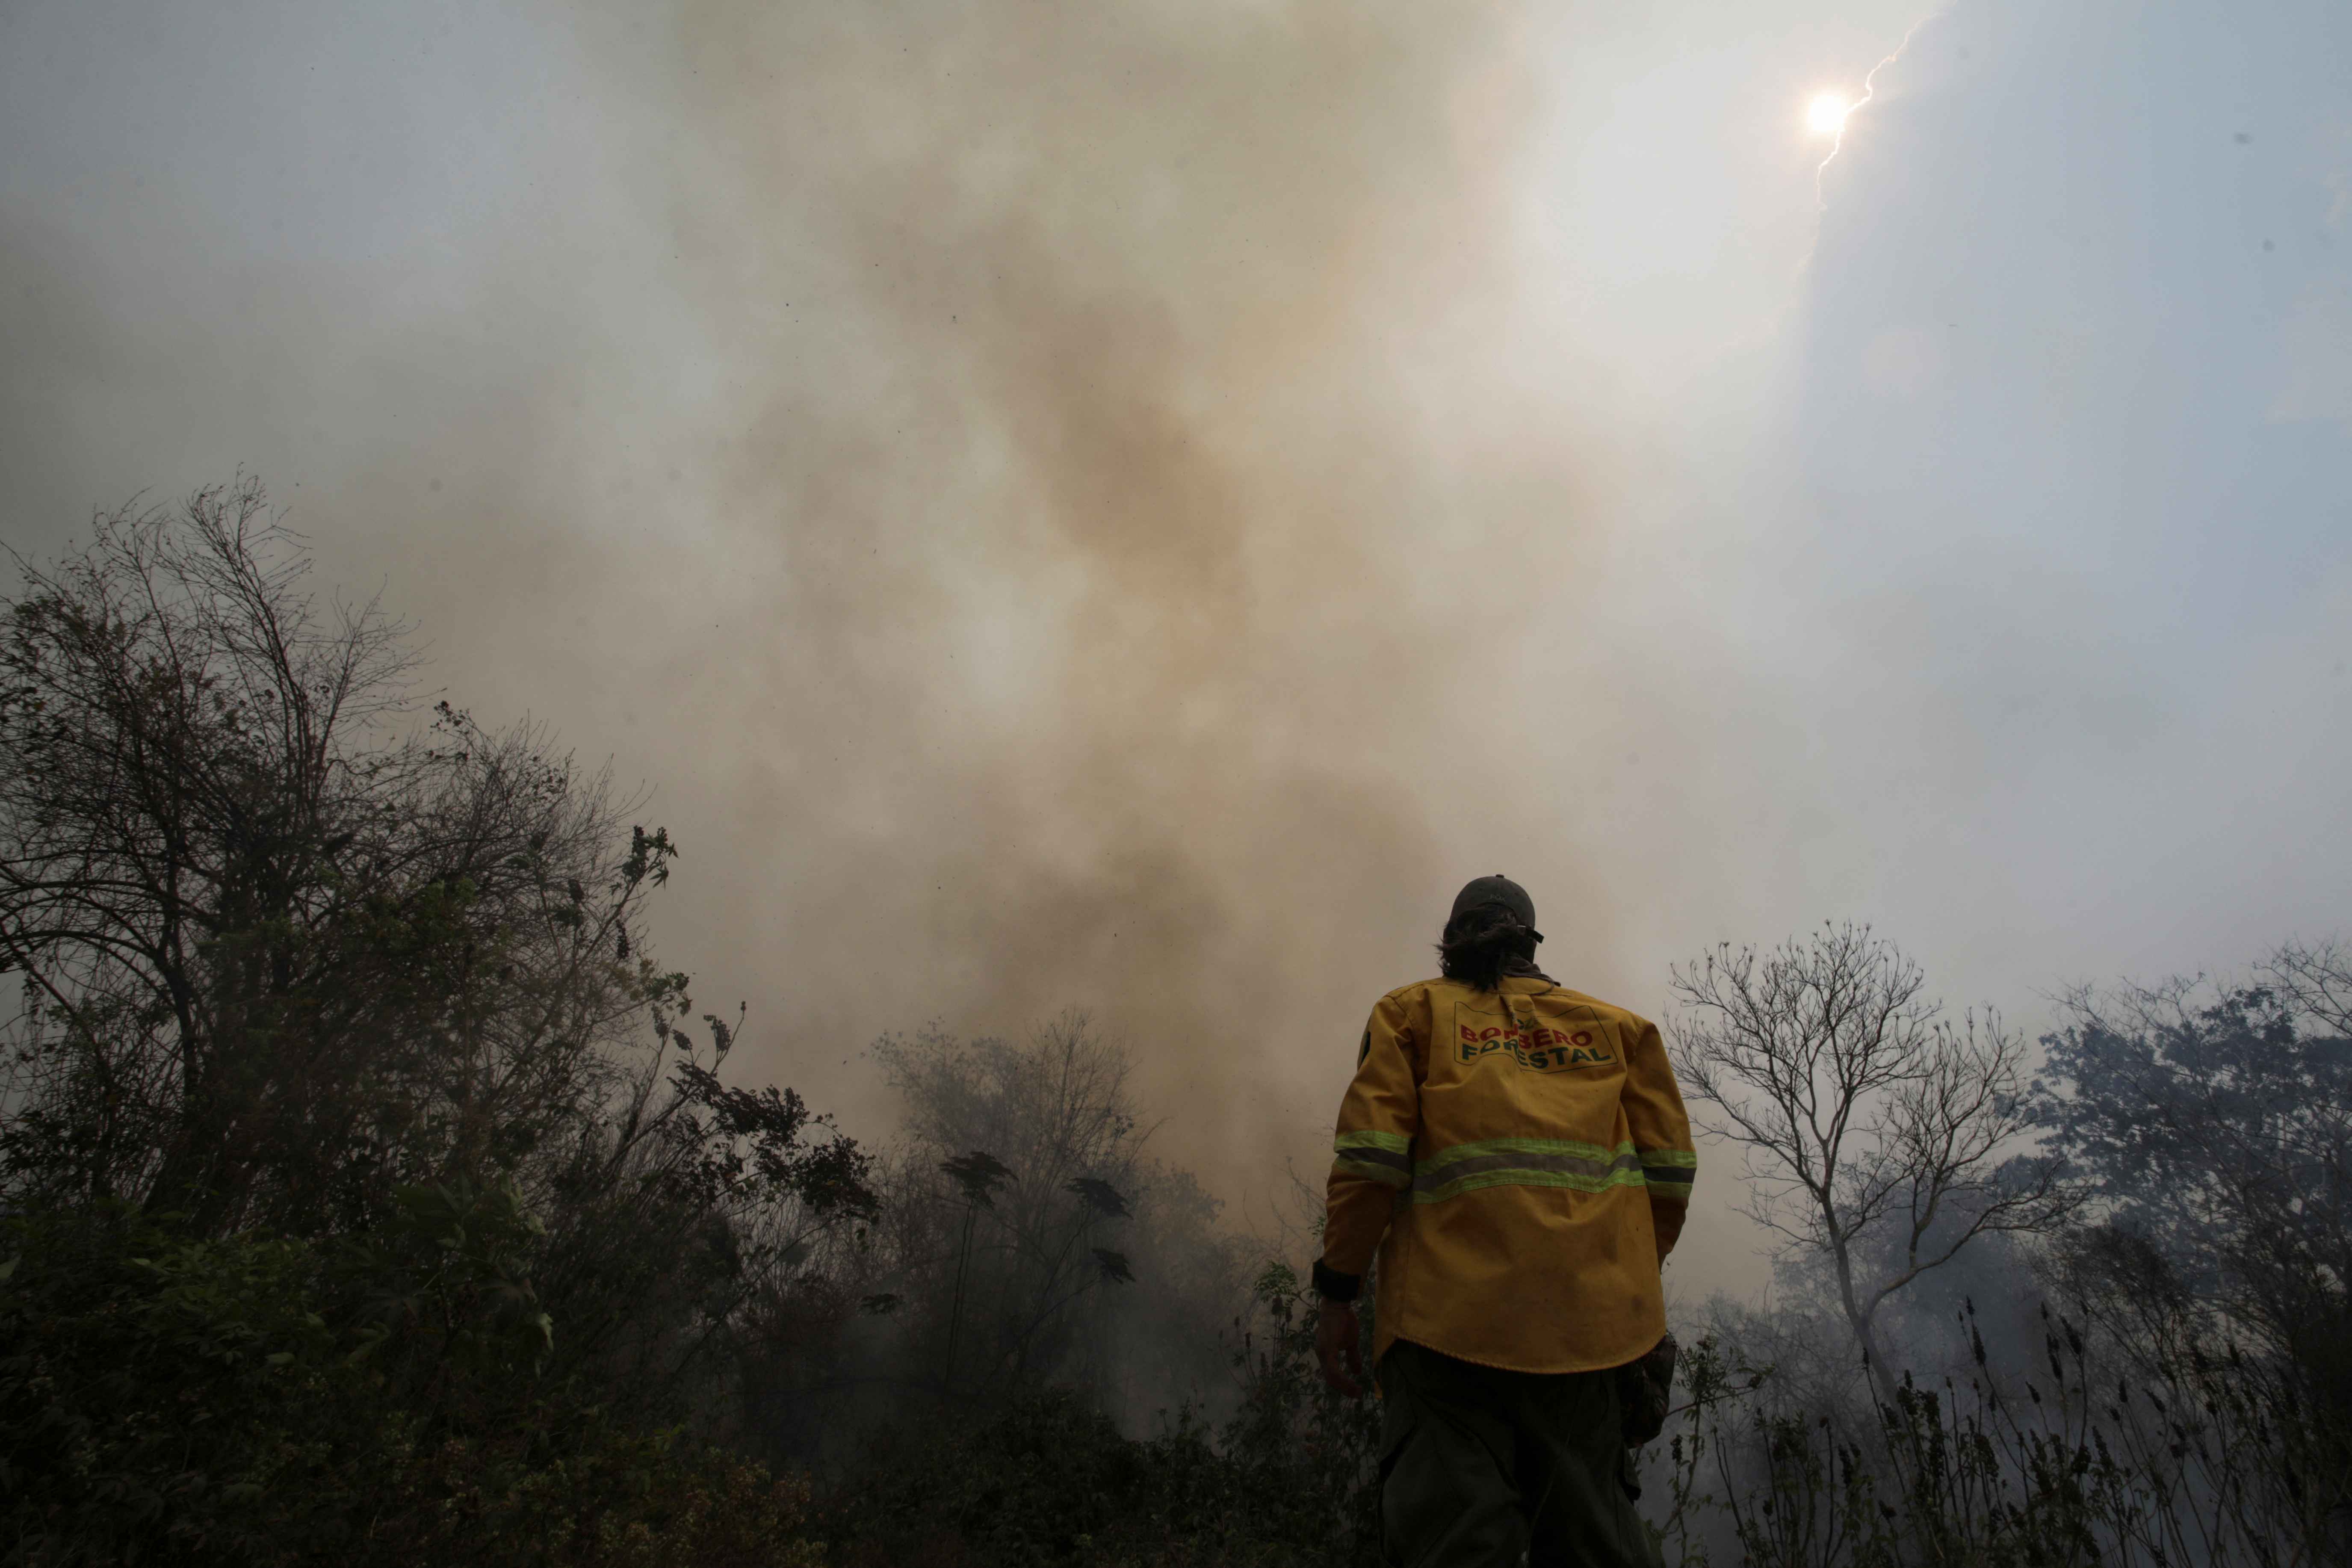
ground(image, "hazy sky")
xmin=3 ymin=0 xmax=2348 ymax=1299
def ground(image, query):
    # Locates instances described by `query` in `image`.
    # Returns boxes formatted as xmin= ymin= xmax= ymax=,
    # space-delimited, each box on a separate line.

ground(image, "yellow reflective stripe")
xmin=1332 ymin=1128 xmax=1414 ymax=1189
xmin=1411 ymin=1140 xmax=1640 ymax=1202
xmin=1335 ymin=1133 xmax=1698 ymax=1202
xmin=1418 ymin=1135 xmax=1629 ymax=1172
xmin=1411 ymin=1164 xmax=1649 ymax=1205
xmin=1333 ymin=1152 xmax=1412 ymax=1188
xmin=1403 ymin=1140 xmax=1698 ymax=1205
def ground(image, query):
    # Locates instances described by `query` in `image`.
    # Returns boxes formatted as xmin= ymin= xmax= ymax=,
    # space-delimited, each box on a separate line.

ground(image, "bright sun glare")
xmin=1808 ymin=93 xmax=1852 ymax=136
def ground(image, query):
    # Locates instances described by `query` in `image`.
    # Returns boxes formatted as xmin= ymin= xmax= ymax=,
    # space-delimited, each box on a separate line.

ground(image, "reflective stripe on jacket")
xmin=1322 ymin=974 xmax=1696 ymax=1375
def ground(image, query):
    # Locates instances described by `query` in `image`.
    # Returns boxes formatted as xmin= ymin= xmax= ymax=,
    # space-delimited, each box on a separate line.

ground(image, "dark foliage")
xmin=668 ymin=1058 xmax=876 ymax=1221
xmin=0 ymin=479 xmax=687 ymax=1239
xmin=819 ymin=1262 xmax=1381 ymax=1568
xmin=2038 ymin=972 xmax=2352 ymax=1466
xmin=0 ymin=1202 xmax=822 ymax=1567
xmin=2039 ymin=980 xmax=2352 ymax=1296
xmin=25 ymin=481 xmax=2351 ymax=1566
xmin=0 ymin=485 xmax=860 ymax=1562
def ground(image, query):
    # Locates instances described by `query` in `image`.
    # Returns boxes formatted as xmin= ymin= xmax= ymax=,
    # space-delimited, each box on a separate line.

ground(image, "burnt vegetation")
xmin=1 ymin=481 xmax=2345 ymax=1566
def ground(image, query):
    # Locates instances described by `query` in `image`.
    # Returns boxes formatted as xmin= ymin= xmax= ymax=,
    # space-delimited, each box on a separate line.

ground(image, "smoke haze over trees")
xmin=4 ymin=487 xmax=2348 ymax=1562
xmin=1642 ymin=945 xmax=2352 ymax=1565
xmin=0 ymin=490 xmax=1376 ymax=1562
xmin=6 ymin=0 xmax=2352 ymax=1560
xmin=1668 ymin=925 xmax=2079 ymax=1406
xmin=6 ymin=1 xmax=2351 ymax=1298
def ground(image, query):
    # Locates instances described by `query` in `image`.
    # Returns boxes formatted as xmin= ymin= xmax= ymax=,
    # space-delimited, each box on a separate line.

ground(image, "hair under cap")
xmin=1449 ymin=874 xmax=1541 ymax=942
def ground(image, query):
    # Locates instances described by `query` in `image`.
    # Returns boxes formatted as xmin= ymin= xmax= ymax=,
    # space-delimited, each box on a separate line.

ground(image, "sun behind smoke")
xmin=1807 ymin=93 xmax=1851 ymax=135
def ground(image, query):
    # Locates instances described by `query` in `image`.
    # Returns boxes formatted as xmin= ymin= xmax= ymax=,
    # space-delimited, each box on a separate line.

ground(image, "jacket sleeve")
xmin=1318 ymin=991 xmax=1421 ymax=1296
xmin=1621 ymin=1015 xmax=1697 ymax=1260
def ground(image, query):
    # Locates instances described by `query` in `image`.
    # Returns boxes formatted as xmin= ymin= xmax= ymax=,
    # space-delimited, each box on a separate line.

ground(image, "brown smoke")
xmin=0 ymin=0 xmax=1684 ymax=1210
xmin=536 ymin=0 xmax=1676 ymax=1197
xmin=530 ymin=0 xmax=1701 ymax=1200
xmin=20 ymin=0 xmax=2343 ymax=1304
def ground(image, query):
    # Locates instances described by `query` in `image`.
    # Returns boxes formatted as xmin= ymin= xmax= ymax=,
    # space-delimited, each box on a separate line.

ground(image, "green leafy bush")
xmin=0 ymin=1204 xmax=379 ymax=1563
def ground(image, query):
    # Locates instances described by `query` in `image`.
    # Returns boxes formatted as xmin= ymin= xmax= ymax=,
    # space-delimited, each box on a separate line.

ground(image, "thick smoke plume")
xmin=0 ymin=0 xmax=1684 ymax=1211
xmin=557 ymin=0 xmax=1662 ymax=1185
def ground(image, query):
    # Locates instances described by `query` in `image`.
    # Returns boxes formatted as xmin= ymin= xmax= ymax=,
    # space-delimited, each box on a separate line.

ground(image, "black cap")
xmin=1450 ymin=875 xmax=1541 ymax=942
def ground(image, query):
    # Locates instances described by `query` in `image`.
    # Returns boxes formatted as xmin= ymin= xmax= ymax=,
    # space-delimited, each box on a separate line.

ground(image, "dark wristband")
xmin=1312 ymin=1259 xmax=1361 ymax=1302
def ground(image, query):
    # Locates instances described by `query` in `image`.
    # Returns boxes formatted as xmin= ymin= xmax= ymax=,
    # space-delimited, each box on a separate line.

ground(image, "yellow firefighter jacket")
xmin=1321 ymin=974 xmax=1696 ymax=1375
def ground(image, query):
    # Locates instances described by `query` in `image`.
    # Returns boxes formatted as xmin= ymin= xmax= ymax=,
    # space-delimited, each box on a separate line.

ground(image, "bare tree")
xmin=1669 ymin=924 xmax=2076 ymax=1404
xmin=0 ymin=478 xmax=679 ymax=1234
xmin=2261 ymin=936 xmax=2352 ymax=1038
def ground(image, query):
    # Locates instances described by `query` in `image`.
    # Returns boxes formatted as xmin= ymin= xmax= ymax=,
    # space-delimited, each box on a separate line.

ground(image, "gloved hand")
xmin=1315 ymin=1298 xmax=1365 ymax=1398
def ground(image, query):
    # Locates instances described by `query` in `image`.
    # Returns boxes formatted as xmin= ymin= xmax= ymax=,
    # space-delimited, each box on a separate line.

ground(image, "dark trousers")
xmin=1377 ymin=1339 xmax=1665 ymax=1568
